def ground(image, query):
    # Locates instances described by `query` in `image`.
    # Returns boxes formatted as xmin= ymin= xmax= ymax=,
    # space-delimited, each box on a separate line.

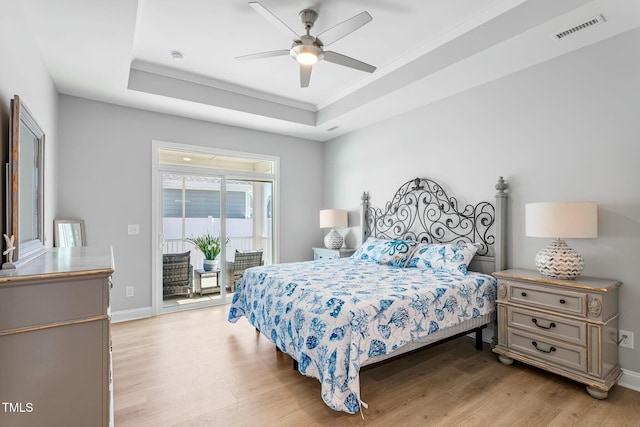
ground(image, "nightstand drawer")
xmin=312 ymin=247 xmax=355 ymax=261
xmin=507 ymin=306 xmax=586 ymax=346
xmin=315 ymin=251 xmax=339 ymax=260
xmin=508 ymin=328 xmax=587 ymax=373
xmin=505 ymin=280 xmax=586 ymax=316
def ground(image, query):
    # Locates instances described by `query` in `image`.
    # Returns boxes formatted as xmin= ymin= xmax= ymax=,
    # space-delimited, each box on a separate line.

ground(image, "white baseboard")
xmin=111 ymin=307 xmax=153 ymax=323
xmin=619 ymin=368 xmax=640 ymax=393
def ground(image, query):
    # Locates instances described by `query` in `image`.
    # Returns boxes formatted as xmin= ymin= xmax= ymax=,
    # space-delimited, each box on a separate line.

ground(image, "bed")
xmin=228 ymin=176 xmax=509 ymax=414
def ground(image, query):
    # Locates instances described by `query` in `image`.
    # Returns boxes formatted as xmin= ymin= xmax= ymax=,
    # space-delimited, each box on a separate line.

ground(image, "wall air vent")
xmin=553 ymin=14 xmax=606 ymax=40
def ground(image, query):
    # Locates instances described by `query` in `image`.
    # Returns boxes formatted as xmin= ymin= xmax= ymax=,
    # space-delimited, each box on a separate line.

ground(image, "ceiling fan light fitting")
xmin=291 ymin=44 xmax=323 ymax=65
xmin=297 ymin=51 xmax=318 ymax=65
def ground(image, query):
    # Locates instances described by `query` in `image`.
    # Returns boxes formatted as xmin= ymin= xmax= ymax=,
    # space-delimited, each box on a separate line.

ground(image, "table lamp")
xmin=320 ymin=209 xmax=348 ymax=250
xmin=525 ymin=201 xmax=597 ymax=279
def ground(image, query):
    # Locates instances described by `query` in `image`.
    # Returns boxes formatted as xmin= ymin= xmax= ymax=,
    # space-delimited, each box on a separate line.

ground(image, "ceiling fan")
xmin=236 ymin=2 xmax=376 ymax=88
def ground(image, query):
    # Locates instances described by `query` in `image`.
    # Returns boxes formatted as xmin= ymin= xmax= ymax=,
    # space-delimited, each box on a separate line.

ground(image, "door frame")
xmin=151 ymin=140 xmax=279 ymax=315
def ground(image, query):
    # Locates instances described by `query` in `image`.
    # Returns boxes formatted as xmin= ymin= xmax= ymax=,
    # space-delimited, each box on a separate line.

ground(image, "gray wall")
xmin=0 ymin=1 xmax=58 ymax=248
xmin=323 ymin=29 xmax=640 ymax=373
xmin=58 ymin=96 xmax=324 ymax=313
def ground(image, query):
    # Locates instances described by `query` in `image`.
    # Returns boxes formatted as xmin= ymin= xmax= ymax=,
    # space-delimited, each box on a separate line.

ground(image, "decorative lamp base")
xmin=535 ymin=239 xmax=584 ymax=280
xmin=324 ymin=229 xmax=344 ymax=250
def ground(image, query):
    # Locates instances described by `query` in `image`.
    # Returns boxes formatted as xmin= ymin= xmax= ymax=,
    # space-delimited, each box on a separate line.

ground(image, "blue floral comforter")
xmin=228 ymin=258 xmax=497 ymax=414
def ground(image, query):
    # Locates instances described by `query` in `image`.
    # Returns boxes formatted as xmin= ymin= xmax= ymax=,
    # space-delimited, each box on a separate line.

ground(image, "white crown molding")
xmin=128 ymin=67 xmax=317 ymax=126
xmin=131 ymin=60 xmax=317 ymax=112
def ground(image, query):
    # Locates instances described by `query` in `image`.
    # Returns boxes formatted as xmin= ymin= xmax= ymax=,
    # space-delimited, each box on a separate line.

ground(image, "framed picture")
xmin=54 ymin=219 xmax=86 ymax=247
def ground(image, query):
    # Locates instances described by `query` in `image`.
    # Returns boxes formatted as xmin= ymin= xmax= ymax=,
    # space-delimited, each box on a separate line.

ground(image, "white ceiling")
xmin=19 ymin=0 xmax=640 ymax=141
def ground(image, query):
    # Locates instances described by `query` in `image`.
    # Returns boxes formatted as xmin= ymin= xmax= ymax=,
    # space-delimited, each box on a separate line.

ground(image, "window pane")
xmin=163 ymin=189 xmax=248 ymax=218
xmin=186 ymin=189 xmax=219 ymax=218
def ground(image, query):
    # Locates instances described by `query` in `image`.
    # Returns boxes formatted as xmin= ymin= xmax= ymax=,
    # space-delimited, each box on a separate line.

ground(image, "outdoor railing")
xmin=163 ymin=237 xmax=272 ymax=271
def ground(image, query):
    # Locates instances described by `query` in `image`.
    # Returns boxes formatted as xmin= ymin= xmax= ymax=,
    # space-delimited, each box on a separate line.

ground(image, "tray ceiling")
xmin=19 ymin=0 xmax=640 ymax=141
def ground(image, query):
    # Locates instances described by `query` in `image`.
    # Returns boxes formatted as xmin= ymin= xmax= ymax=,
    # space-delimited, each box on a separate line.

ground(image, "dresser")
xmin=312 ymin=247 xmax=355 ymax=260
xmin=0 ymin=247 xmax=114 ymax=426
xmin=492 ymin=269 xmax=622 ymax=399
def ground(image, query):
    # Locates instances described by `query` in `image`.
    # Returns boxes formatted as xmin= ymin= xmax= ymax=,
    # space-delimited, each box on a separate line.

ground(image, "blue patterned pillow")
xmin=405 ymin=242 xmax=480 ymax=275
xmin=352 ymin=237 xmax=417 ymax=267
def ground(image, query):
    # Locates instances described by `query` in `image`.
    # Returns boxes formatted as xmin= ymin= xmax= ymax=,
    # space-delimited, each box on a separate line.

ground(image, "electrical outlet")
xmin=127 ymin=224 xmax=140 ymax=235
xmin=125 ymin=286 xmax=134 ymax=297
xmin=619 ymin=330 xmax=634 ymax=349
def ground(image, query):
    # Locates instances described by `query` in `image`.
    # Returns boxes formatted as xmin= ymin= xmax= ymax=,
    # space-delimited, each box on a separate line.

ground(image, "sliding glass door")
xmin=153 ymin=143 xmax=277 ymax=314
xmin=161 ymin=174 xmax=225 ymax=307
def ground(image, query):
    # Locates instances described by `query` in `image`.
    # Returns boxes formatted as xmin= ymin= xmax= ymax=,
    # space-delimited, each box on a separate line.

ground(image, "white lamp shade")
xmin=526 ymin=202 xmax=597 ymax=239
xmin=319 ymin=209 xmax=348 ymax=229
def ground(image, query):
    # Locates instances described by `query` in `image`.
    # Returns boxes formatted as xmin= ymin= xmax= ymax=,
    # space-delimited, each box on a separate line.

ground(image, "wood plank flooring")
xmin=112 ymin=305 xmax=640 ymax=426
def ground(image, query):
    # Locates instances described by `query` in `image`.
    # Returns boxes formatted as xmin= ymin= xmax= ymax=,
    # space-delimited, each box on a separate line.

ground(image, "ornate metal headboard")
xmin=361 ymin=177 xmax=509 ymax=273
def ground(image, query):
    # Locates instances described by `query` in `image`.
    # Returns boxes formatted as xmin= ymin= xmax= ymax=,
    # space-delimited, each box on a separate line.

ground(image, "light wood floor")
xmin=112 ymin=305 xmax=640 ymax=426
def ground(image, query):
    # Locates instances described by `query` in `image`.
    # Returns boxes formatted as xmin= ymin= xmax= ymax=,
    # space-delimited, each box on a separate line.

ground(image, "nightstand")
xmin=312 ymin=247 xmax=355 ymax=260
xmin=492 ymin=269 xmax=622 ymax=399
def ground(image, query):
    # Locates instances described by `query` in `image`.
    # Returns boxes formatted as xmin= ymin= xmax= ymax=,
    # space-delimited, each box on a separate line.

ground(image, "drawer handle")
xmin=532 ymin=341 xmax=556 ymax=354
xmin=521 ymin=292 xmax=527 ymax=297
xmin=532 ymin=318 xmax=556 ymax=330
xmin=559 ymin=299 xmax=566 ymax=304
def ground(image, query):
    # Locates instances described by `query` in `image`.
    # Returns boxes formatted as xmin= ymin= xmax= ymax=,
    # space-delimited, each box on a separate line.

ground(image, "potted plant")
xmin=186 ymin=234 xmax=228 ymax=271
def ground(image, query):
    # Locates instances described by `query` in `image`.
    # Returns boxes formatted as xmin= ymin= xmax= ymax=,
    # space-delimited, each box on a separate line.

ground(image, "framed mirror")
xmin=6 ymin=95 xmax=46 ymax=264
xmin=54 ymin=219 xmax=86 ymax=247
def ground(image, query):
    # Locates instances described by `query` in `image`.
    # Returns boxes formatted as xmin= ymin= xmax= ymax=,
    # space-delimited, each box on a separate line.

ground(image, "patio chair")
xmin=163 ymin=251 xmax=193 ymax=298
xmin=228 ymin=249 xmax=264 ymax=291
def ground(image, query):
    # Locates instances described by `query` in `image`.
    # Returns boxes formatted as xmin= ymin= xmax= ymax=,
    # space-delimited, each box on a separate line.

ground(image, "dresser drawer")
xmin=507 ymin=306 xmax=587 ymax=346
xmin=0 ymin=276 xmax=107 ymax=331
xmin=505 ymin=280 xmax=586 ymax=316
xmin=508 ymin=328 xmax=587 ymax=373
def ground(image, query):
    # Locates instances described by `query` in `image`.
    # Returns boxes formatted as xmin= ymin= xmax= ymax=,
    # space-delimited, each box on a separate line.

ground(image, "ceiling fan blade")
xmin=236 ymin=49 xmax=290 ymax=61
xmin=249 ymin=2 xmax=299 ymax=41
xmin=316 ymin=11 xmax=372 ymax=46
xmin=323 ymin=51 xmax=376 ymax=73
xmin=300 ymin=64 xmax=312 ymax=88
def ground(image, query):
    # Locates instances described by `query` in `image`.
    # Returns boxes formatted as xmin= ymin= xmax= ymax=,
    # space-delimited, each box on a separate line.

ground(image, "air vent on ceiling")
xmin=552 ymin=14 xmax=606 ymax=40
xmin=327 ymin=126 xmax=339 ymax=131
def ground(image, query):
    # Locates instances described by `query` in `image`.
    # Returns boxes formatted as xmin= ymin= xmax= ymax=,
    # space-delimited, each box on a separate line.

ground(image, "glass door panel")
xmin=225 ymin=180 xmax=273 ymax=295
xmin=225 ymin=180 xmax=274 ymax=266
xmin=162 ymin=174 xmax=228 ymax=307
